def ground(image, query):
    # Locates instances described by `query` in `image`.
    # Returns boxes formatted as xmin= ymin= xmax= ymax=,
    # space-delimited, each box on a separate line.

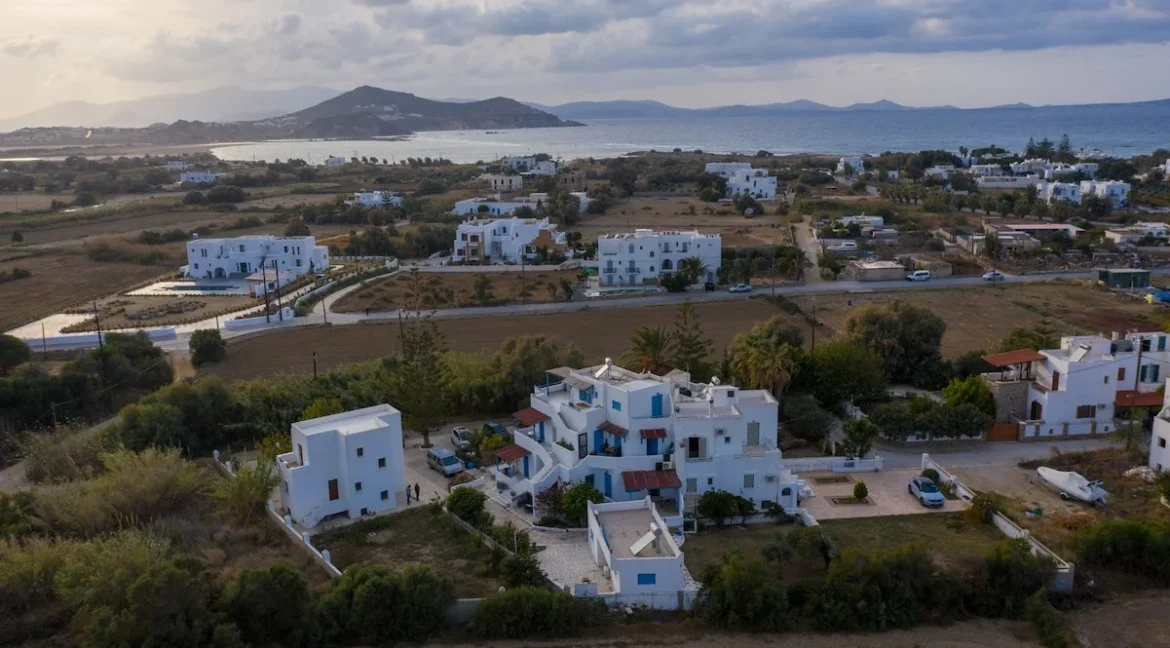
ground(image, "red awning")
xmin=640 ymin=428 xmax=667 ymax=440
xmin=512 ymin=407 xmax=550 ymax=428
xmin=599 ymin=421 xmax=628 ymax=437
xmin=622 ymin=469 xmax=682 ymax=492
xmin=495 ymin=444 xmax=530 ymax=463
xmin=982 ymin=349 xmax=1046 ymax=367
xmin=1115 ymin=390 xmax=1163 ymax=408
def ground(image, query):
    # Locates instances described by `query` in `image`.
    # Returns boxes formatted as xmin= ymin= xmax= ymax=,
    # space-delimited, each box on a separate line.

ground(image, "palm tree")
xmin=733 ymin=257 xmax=756 ymax=285
xmin=730 ymin=335 xmax=800 ymax=395
xmin=677 ymin=256 xmax=708 ymax=283
xmin=621 ymin=326 xmax=674 ymax=374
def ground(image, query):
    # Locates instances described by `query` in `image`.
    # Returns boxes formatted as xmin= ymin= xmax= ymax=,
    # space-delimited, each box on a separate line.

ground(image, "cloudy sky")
xmin=3 ymin=0 xmax=1170 ymax=118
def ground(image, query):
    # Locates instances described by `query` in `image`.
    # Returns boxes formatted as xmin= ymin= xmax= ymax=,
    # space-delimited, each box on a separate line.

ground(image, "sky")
xmin=3 ymin=0 xmax=1170 ymax=118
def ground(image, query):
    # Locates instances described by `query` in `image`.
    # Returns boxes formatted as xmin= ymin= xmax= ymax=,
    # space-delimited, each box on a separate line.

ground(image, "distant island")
xmin=0 ymin=86 xmax=582 ymax=148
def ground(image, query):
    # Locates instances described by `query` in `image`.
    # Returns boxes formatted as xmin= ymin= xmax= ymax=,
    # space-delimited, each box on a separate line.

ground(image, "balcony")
xmin=738 ymin=439 xmax=777 ymax=457
xmin=602 ymin=267 xmax=617 ymax=274
xmin=685 ymin=454 xmax=712 ymax=463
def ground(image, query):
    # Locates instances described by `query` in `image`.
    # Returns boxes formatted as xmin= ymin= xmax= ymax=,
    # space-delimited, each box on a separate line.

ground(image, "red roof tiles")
xmin=640 ymin=428 xmax=667 ymax=440
xmin=599 ymin=421 xmax=628 ymax=437
xmin=622 ymin=469 xmax=681 ymax=491
xmin=512 ymin=407 xmax=550 ymax=427
xmin=495 ymin=444 xmax=530 ymax=463
xmin=982 ymin=349 xmax=1046 ymax=367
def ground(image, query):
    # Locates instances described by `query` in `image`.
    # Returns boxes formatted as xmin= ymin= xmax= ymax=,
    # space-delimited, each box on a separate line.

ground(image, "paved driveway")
xmin=801 ymin=469 xmax=967 ymax=520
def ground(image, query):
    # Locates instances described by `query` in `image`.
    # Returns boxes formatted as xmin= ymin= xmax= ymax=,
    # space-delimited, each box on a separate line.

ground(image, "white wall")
xmin=1150 ymin=416 xmax=1170 ymax=472
xmin=597 ymin=230 xmax=721 ymax=286
xmin=186 ymin=235 xmax=329 ymax=279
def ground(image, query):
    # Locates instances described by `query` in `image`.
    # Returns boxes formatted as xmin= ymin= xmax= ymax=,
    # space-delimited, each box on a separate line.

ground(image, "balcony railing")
xmin=738 ymin=440 xmax=777 ymax=457
xmin=685 ymin=454 xmax=713 ymax=463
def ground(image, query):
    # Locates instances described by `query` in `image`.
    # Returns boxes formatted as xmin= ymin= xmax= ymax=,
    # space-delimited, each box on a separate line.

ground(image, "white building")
xmin=1080 ymin=180 xmax=1130 ymax=207
xmin=838 ymin=214 xmax=885 ymax=228
xmin=163 ymin=160 xmax=191 ymax=172
xmin=524 ymin=160 xmax=559 ymax=176
xmin=452 ymin=215 xmax=569 ymax=264
xmin=244 ymin=269 xmax=298 ymax=297
xmin=347 ymin=190 xmax=403 ymax=208
xmin=985 ymin=332 xmax=1169 ymax=441
xmin=275 ymin=404 xmax=407 ymax=528
xmin=483 ymin=174 xmax=525 ymax=192
xmin=925 ymin=165 xmax=955 ymax=179
xmin=968 ymin=164 xmax=1004 ymax=177
xmin=837 ymin=156 xmax=865 ymax=176
xmin=597 ymin=229 xmax=721 ymax=286
xmin=585 ymin=498 xmax=690 ymax=607
xmin=324 ymin=156 xmax=347 ymax=167
xmin=492 ymin=362 xmax=802 ymax=530
xmin=1011 ymin=159 xmax=1052 ymax=174
xmin=180 ymin=171 xmax=221 ymax=185
xmin=1038 ymin=181 xmax=1082 ymax=205
xmin=452 ymin=192 xmax=592 ymax=218
xmin=1150 ymin=390 xmax=1170 ymax=472
xmin=704 ymin=162 xmax=754 ymax=177
xmin=500 ymin=156 xmax=537 ymax=171
xmin=185 ymin=235 xmax=330 ymax=279
xmin=976 ymin=175 xmax=1042 ymax=189
xmin=704 ymin=163 xmax=777 ymax=200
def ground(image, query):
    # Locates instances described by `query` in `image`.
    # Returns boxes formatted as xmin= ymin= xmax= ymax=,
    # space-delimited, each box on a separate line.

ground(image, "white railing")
xmin=782 ymin=456 xmax=883 ymax=473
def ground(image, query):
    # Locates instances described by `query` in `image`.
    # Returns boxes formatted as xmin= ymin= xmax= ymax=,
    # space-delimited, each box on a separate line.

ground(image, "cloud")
xmin=2 ymin=36 xmax=60 ymax=58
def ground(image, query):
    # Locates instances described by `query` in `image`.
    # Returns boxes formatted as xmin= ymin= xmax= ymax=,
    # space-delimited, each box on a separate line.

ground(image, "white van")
xmin=426 ymin=447 xmax=464 ymax=476
xmin=905 ymin=270 xmax=932 ymax=282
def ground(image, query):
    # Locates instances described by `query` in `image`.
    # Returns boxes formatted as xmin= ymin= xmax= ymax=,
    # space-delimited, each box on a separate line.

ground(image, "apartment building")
xmin=836 ymin=156 xmax=865 ymax=175
xmin=483 ymin=174 xmax=525 ymax=192
xmin=275 ymin=405 xmax=406 ymax=528
xmin=185 ymin=235 xmax=330 ymax=279
xmin=492 ymin=361 xmax=802 ymax=529
xmin=163 ymin=160 xmax=191 ymax=171
xmin=1150 ymin=390 xmax=1170 ymax=472
xmin=968 ymin=164 xmax=1005 ymax=177
xmin=1080 ymin=180 xmax=1130 ymax=207
xmin=585 ymin=498 xmax=690 ymax=607
xmin=500 ymin=156 xmax=537 ymax=171
xmin=1038 ymin=181 xmax=1082 ymax=205
xmin=452 ymin=192 xmax=592 ymax=217
xmin=984 ymin=332 xmax=1169 ymax=441
xmin=596 ymin=229 xmax=721 ymax=286
xmin=704 ymin=162 xmax=777 ymax=200
xmin=452 ymin=215 xmax=569 ymax=264
xmin=180 ymin=171 xmax=221 ymax=185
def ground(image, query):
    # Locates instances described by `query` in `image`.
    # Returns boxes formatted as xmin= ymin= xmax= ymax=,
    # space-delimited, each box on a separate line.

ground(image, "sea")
xmin=210 ymin=103 xmax=1170 ymax=164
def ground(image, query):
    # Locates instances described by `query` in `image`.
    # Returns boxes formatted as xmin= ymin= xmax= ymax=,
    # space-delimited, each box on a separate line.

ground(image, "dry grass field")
xmin=332 ymin=269 xmax=583 ymax=312
xmin=0 ymin=192 xmax=77 ymax=213
xmin=209 ymin=298 xmax=783 ymax=381
xmin=580 ymin=195 xmax=794 ymax=248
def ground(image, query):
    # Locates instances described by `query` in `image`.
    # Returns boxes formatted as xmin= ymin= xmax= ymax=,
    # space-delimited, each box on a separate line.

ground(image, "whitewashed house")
xmin=492 ymin=362 xmax=801 ymax=530
xmin=180 ymin=171 xmax=221 ymax=185
xmin=1038 ymin=181 xmax=1082 ymax=205
xmin=704 ymin=163 xmax=777 ymax=200
xmin=597 ymin=229 xmax=721 ymax=286
xmin=524 ymin=160 xmax=559 ymax=176
xmin=500 ymin=156 xmax=537 ymax=171
xmin=185 ymin=235 xmax=329 ymax=279
xmin=838 ymin=214 xmax=885 ymax=228
xmin=1149 ymin=390 xmax=1170 ymax=472
xmin=969 ymin=164 xmax=1004 ymax=177
xmin=1080 ymin=181 xmax=1130 ymax=207
xmin=925 ymin=165 xmax=955 ymax=179
xmin=483 ymin=174 xmax=524 ymax=192
xmin=704 ymin=162 xmax=754 ymax=177
xmin=977 ymin=175 xmax=1042 ymax=189
xmin=836 ymin=156 xmax=865 ymax=176
xmin=453 ymin=192 xmax=591 ymax=218
xmin=275 ymin=405 xmax=407 ymax=528
xmin=585 ymin=498 xmax=691 ymax=608
xmin=324 ymin=156 xmax=347 ymax=167
xmin=163 ymin=160 xmax=191 ymax=171
xmin=346 ymin=190 xmax=403 ymax=208
xmin=452 ymin=215 xmax=570 ymax=264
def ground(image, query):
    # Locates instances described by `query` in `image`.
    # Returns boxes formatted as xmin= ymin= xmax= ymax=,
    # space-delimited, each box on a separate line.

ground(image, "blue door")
xmin=651 ymin=394 xmax=663 ymax=418
xmin=594 ymin=429 xmax=603 ymax=453
xmin=647 ymin=438 xmax=659 ymax=455
xmin=603 ymin=472 xmax=612 ymax=499
xmin=522 ymin=456 xmax=530 ymax=478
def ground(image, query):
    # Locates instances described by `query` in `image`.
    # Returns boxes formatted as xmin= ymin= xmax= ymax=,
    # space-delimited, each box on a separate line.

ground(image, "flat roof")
xmin=1002 ymin=223 xmax=1085 ymax=233
xmin=295 ymin=404 xmax=399 ymax=436
xmin=982 ymin=349 xmax=1046 ymax=367
xmin=596 ymin=508 xmax=676 ymax=559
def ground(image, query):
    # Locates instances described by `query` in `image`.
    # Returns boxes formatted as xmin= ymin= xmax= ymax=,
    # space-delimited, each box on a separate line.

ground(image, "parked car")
xmin=482 ymin=421 xmax=509 ymax=440
xmin=982 ymin=270 xmax=1005 ymax=282
xmin=426 ymin=447 xmax=465 ymax=477
xmin=908 ymin=476 xmax=945 ymax=507
xmin=704 ymin=281 xmax=716 ymax=292
xmin=905 ymin=270 xmax=932 ymax=282
xmin=728 ymin=283 xmax=753 ymax=293
xmin=450 ymin=426 xmax=472 ymax=450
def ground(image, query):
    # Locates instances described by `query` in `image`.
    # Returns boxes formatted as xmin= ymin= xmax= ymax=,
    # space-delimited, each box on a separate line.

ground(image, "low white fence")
xmin=598 ymin=590 xmax=699 ymax=611
xmin=782 ymin=456 xmax=884 ymax=473
xmin=920 ymin=453 xmax=1075 ymax=592
xmin=23 ymin=327 xmax=178 ymax=352
xmin=225 ymin=307 xmax=295 ymax=329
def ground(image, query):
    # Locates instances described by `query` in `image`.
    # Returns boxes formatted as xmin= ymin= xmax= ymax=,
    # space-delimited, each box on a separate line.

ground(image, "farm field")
xmin=208 ymin=298 xmax=783 ymax=381
xmin=0 ymin=192 xmax=78 ymax=213
xmin=682 ymin=513 xmax=1005 ymax=583
xmin=578 ymin=195 xmax=794 ymax=248
xmin=0 ymin=252 xmax=170 ymax=331
xmin=333 ymin=269 xmax=583 ymax=312
xmin=61 ymin=292 xmax=260 ymax=333
xmin=791 ymin=281 xmax=1164 ymax=358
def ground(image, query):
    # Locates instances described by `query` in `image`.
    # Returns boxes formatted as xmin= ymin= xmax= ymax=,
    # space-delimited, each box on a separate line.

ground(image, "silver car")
xmin=909 ymin=476 xmax=945 ymax=507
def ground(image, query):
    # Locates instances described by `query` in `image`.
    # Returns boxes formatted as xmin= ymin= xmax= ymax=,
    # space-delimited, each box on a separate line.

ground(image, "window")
xmin=354 ymin=481 xmax=363 ymax=492
xmin=284 ymin=246 xmax=289 ymax=253
xmin=1160 ymin=437 xmax=1167 ymax=448
xmin=194 ymin=263 xmax=199 ymax=269
xmin=356 ymin=447 xmax=364 ymax=457
xmin=1075 ymin=405 xmax=1097 ymax=419
xmin=200 ymin=249 xmax=208 ymax=258
xmin=707 ymin=477 xmax=713 ymax=485
xmin=1104 ymin=376 xmax=1109 ymax=384
xmin=296 ymin=259 xmax=303 ymax=267
xmin=1119 ymin=367 xmax=1126 ymax=381
xmin=728 ymin=390 xmax=735 ymax=398
xmin=239 ymin=245 xmax=245 ymax=252
xmin=686 ymin=478 xmax=697 ymax=493
xmin=378 ymin=457 xmax=386 ymax=468
xmin=360 ymin=507 xmax=369 ymax=516
xmin=744 ymin=474 xmax=755 ymax=488
xmin=637 ymin=573 xmax=657 ymax=586
xmin=612 ymin=400 xmax=622 ymax=412
xmin=724 ymin=436 xmax=730 ymax=444
xmin=381 ymin=490 xmax=389 ymax=500
xmin=282 ymin=481 xmax=288 ymax=493
xmin=781 ymin=487 xmax=792 ymax=497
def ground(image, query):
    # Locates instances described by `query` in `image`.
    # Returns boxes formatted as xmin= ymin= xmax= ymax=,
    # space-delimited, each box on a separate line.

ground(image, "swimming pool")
xmin=584 ymin=286 xmax=663 ymax=298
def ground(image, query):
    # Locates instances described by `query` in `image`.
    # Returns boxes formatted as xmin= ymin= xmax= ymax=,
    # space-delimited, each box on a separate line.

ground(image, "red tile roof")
xmin=599 ymin=421 xmax=628 ymax=437
xmin=622 ymin=469 xmax=681 ymax=492
xmin=640 ymin=428 xmax=667 ymax=440
xmin=512 ymin=407 xmax=550 ymax=427
xmin=495 ymin=444 xmax=530 ymax=463
xmin=982 ymin=349 xmax=1046 ymax=367
xmin=1115 ymin=390 xmax=1163 ymax=408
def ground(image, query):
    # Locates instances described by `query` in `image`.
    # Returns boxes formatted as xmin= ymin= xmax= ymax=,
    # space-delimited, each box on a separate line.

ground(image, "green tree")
xmin=10 ymin=230 xmax=23 ymax=243
xmin=561 ymin=482 xmax=603 ymax=526
xmin=729 ymin=334 xmax=800 ymax=395
xmin=621 ymin=326 xmax=674 ymax=374
xmin=473 ymin=273 xmax=494 ymax=304
xmin=471 ymin=587 xmax=604 ymax=639
xmin=868 ymin=401 xmax=918 ymax=442
xmin=189 ymin=329 xmax=226 ymax=367
xmin=315 ymin=564 xmax=454 ymax=645
xmin=805 ymin=339 xmax=887 ymax=410
xmin=283 ymin=219 xmax=312 ymax=237
xmin=393 ymin=271 xmax=451 ymax=447
xmin=212 ymin=461 xmax=280 ymax=524
xmin=224 ymin=563 xmax=314 ymax=647
xmin=0 ymin=333 xmax=32 ymax=376
xmin=995 ymin=322 xmax=1059 ymax=352
xmin=942 ymin=375 xmax=995 ymax=416
xmin=918 ymin=403 xmax=992 ymax=439
xmin=761 ymin=531 xmax=803 ymax=578
xmin=501 ymin=553 xmax=547 ymax=588
xmin=671 ymin=300 xmax=714 ymax=378
xmin=782 ymin=392 xmax=835 ymax=443
xmin=447 ymin=486 xmax=491 ymax=527
xmin=119 ymin=402 xmax=186 ymax=450
xmin=841 ymin=419 xmax=880 ymax=458
xmin=732 ymin=257 xmax=756 ymax=284
xmin=697 ymin=553 xmax=792 ymax=631
xmin=845 ymin=300 xmax=946 ymax=385
xmin=302 ymin=397 xmax=345 ymax=420
xmin=852 ymin=481 xmax=869 ymax=501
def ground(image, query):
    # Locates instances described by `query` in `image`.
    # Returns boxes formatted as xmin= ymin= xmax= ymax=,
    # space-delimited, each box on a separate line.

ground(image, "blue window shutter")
xmin=637 ymin=573 xmax=656 ymax=585
xmin=1141 ymin=365 xmax=1149 ymax=382
xmin=1154 ymin=365 xmax=1161 ymax=383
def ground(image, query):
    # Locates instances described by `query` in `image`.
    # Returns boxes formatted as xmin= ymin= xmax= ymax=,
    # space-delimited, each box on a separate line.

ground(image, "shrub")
xmin=0 ymin=536 xmax=74 ymax=615
xmin=0 ymin=491 xmax=37 ymax=538
xmin=501 ymin=553 xmax=547 ymax=588
xmin=0 ymin=333 xmax=31 ymax=376
xmin=206 ymin=185 xmax=246 ymax=203
xmin=970 ymin=538 xmax=1053 ymax=618
xmin=189 ymin=329 xmax=226 ymax=367
xmin=921 ymin=468 xmax=941 ymax=484
xmin=54 ymin=530 xmax=170 ymax=614
xmin=852 ymin=481 xmax=869 ymax=501
xmin=782 ymin=393 xmax=835 ymax=443
xmin=472 ymin=587 xmax=605 ymax=639
xmin=1074 ymin=518 xmax=1170 ymax=585
xmin=814 ymin=544 xmax=950 ymax=631
xmin=698 ymin=489 xmax=747 ymax=526
xmin=488 ymin=520 xmax=532 ymax=554
xmin=213 ymin=462 xmax=280 ymax=524
xmin=561 ymin=482 xmax=604 ymax=527
xmin=315 ymin=564 xmax=453 ymax=645
xmin=1025 ymin=591 xmax=1073 ymax=648
xmin=183 ymin=191 xmax=208 ymax=205
xmin=22 ymin=427 xmax=118 ymax=484
xmin=224 ymin=562 xmax=315 ymax=647
xmin=446 ymin=486 xmax=490 ymax=528
xmin=697 ymin=553 xmax=793 ymax=631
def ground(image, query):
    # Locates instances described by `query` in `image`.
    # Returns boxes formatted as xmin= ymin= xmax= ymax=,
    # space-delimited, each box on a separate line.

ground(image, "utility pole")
xmin=261 ymin=259 xmax=271 ymax=324
xmin=40 ymin=322 xmax=47 ymax=361
xmin=312 ymin=351 xmax=318 ymax=379
xmin=272 ymin=259 xmax=285 ymax=322
xmin=322 ymin=298 xmax=329 ymax=324
xmin=810 ymin=296 xmax=818 ymax=350
xmin=93 ymin=301 xmax=108 ymax=386
xmin=520 ymin=253 xmax=527 ymax=304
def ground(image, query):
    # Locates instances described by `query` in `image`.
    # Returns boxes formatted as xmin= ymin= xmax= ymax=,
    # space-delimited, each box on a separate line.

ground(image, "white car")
xmin=982 ymin=270 xmax=1005 ymax=282
xmin=908 ymin=476 xmax=945 ymax=508
xmin=905 ymin=270 xmax=932 ymax=282
xmin=449 ymin=426 xmax=472 ymax=450
xmin=728 ymin=283 xmax=753 ymax=293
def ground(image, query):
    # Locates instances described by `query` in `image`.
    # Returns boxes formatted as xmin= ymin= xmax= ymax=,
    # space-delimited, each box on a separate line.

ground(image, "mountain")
xmin=0 ymin=86 xmax=340 ymax=131
xmin=528 ymin=100 xmax=693 ymax=120
xmin=844 ymin=99 xmax=910 ymax=111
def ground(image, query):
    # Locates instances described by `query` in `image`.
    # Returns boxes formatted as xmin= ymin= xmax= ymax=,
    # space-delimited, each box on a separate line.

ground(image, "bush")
xmin=970 ymin=538 xmax=1053 ymax=618
xmin=501 ymin=553 xmax=547 ymax=588
xmin=697 ymin=489 xmax=753 ymax=526
xmin=213 ymin=462 xmax=280 ymax=524
xmin=206 ymin=185 xmax=246 ymax=203
xmin=315 ymin=564 xmax=454 ymax=645
xmin=22 ymin=427 xmax=118 ymax=484
xmin=782 ymin=393 xmax=835 ymax=443
xmin=183 ymin=191 xmax=208 ymax=205
xmin=1075 ymin=518 xmax=1170 ymax=585
xmin=697 ymin=553 xmax=793 ymax=631
xmin=561 ymin=482 xmax=604 ymax=526
xmin=54 ymin=530 xmax=170 ymax=614
xmin=852 ymin=481 xmax=869 ymax=501
xmin=0 ymin=536 xmax=74 ymax=616
xmin=446 ymin=486 xmax=491 ymax=528
xmin=471 ymin=587 xmax=605 ymax=639
xmin=0 ymin=334 xmax=31 ymax=376
xmin=189 ymin=329 xmax=226 ymax=367
xmin=224 ymin=562 xmax=315 ymax=647
xmin=1025 ymin=591 xmax=1073 ymax=648
xmin=921 ymin=468 xmax=940 ymax=484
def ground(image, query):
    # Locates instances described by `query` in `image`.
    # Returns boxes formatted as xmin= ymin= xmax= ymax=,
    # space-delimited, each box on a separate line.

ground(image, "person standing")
xmin=405 ymin=485 xmax=412 ymax=505
xmin=414 ymin=482 xmax=421 ymax=502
